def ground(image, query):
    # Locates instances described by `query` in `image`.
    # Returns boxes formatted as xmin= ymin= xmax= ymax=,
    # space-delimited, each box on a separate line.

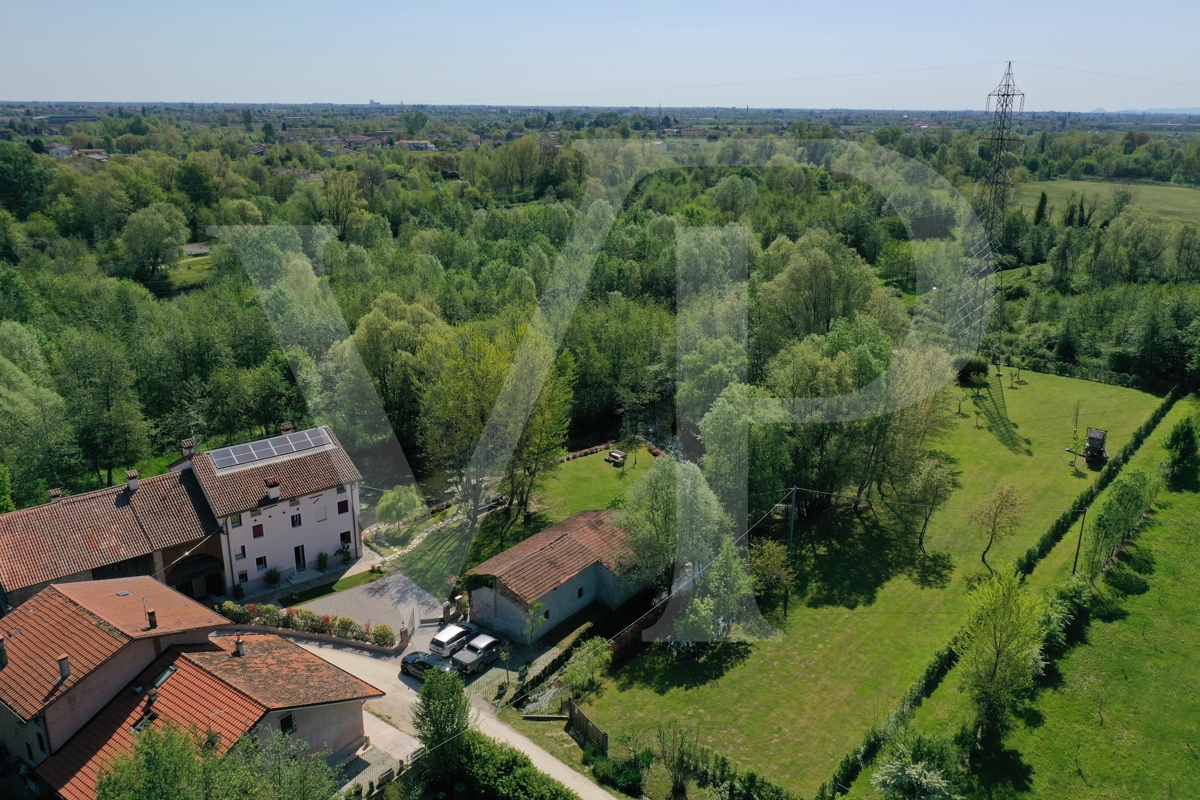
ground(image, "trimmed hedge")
xmin=514 ymin=622 xmax=594 ymax=707
xmin=813 ymin=386 xmax=1179 ymax=798
xmin=1016 ymin=386 xmax=1178 ymax=575
xmin=456 ymin=729 xmax=579 ymax=800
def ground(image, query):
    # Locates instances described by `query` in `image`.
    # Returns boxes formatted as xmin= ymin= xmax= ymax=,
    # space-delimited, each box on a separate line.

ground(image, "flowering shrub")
xmin=215 ymin=602 xmax=390 ymax=646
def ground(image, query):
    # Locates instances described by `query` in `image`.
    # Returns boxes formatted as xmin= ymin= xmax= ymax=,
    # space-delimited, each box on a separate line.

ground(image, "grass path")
xmin=547 ymin=373 xmax=1162 ymax=797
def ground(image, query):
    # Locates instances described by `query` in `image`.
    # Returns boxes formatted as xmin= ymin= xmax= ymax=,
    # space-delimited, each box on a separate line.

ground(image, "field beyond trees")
xmin=1016 ymin=178 xmax=1200 ymax=224
xmin=514 ymin=372 xmax=1161 ymax=797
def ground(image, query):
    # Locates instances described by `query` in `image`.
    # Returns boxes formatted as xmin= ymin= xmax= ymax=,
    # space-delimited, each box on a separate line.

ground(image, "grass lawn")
xmin=861 ymin=395 xmax=1200 ymax=799
xmin=391 ymin=447 xmax=654 ymax=598
xmin=143 ymin=256 xmax=215 ymax=295
xmin=513 ymin=373 xmax=1163 ymax=797
xmin=1016 ymin=179 xmax=1200 ymax=224
xmin=281 ymin=568 xmax=385 ymax=606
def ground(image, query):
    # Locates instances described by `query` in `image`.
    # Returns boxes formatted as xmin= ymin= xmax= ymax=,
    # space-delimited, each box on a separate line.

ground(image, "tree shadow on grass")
xmin=906 ymin=550 xmax=955 ymax=589
xmin=976 ymin=379 xmax=1030 ymax=456
xmin=1167 ymin=454 xmax=1200 ymax=493
xmin=959 ymin=729 xmax=1035 ymax=798
xmin=613 ymin=641 xmax=753 ymax=694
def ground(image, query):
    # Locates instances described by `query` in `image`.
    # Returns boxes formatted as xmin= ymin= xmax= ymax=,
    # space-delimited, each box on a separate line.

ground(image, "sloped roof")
xmin=190 ymin=634 xmax=384 ymax=709
xmin=0 ymin=578 xmax=226 ymax=721
xmin=468 ymin=510 xmax=631 ymax=604
xmin=0 ymin=471 xmax=220 ymax=593
xmin=38 ymin=648 xmax=267 ymax=800
xmin=189 ymin=427 xmax=362 ymax=518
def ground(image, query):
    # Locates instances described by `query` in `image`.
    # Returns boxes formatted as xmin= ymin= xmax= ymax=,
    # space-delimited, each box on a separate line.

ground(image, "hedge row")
xmin=1015 ymin=386 xmax=1179 ymax=575
xmin=218 ymin=601 xmax=396 ymax=647
xmin=812 ymin=386 xmax=1180 ymax=798
xmin=456 ymin=729 xmax=579 ymax=800
xmin=565 ymin=442 xmax=615 ymax=461
xmin=1023 ymin=358 xmax=1176 ymax=394
xmin=514 ymin=622 xmax=594 ymax=707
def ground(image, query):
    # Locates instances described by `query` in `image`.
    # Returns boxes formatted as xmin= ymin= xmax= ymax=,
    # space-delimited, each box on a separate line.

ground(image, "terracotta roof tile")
xmin=38 ymin=647 xmax=266 ymax=800
xmin=0 ymin=578 xmax=226 ymax=721
xmin=188 ymin=634 xmax=383 ymax=708
xmin=0 ymin=471 xmax=220 ymax=593
xmin=190 ymin=427 xmax=362 ymax=518
xmin=0 ymin=587 xmax=127 ymax=720
xmin=53 ymin=577 xmax=228 ymax=638
xmin=469 ymin=510 xmax=631 ymax=604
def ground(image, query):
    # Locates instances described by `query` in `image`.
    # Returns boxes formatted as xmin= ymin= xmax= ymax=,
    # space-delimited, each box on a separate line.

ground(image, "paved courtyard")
xmin=302 ymin=569 xmax=443 ymax=649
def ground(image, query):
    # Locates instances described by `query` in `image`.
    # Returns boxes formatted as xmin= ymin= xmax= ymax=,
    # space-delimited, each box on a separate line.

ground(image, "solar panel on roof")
xmin=207 ymin=427 xmax=332 ymax=470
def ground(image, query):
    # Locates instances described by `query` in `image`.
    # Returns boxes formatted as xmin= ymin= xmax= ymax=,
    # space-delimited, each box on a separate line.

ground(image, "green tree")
xmin=505 ymin=351 xmax=575 ymax=516
xmin=122 ymin=202 xmax=189 ymax=276
xmin=376 ymin=484 xmax=425 ymax=524
xmin=261 ymin=122 xmax=275 ymax=142
xmin=177 ymin=160 xmax=219 ymax=208
xmin=905 ymin=453 xmax=960 ymax=553
xmin=562 ymin=637 xmax=612 ymax=696
xmin=958 ymin=570 xmax=1047 ymax=741
xmin=1082 ymin=468 xmax=1159 ymax=580
xmin=675 ymin=535 xmax=754 ymax=641
xmin=0 ymin=140 xmax=55 ymax=219
xmin=747 ymin=538 xmax=793 ymax=603
xmin=57 ymin=329 xmax=151 ymax=487
xmin=871 ymin=748 xmax=956 ymax=800
xmin=411 ymin=669 xmax=473 ymax=789
xmin=0 ymin=462 xmax=14 ymax=513
xmin=1164 ymin=415 xmax=1197 ymax=477
xmin=967 ymin=484 xmax=1023 ymax=574
xmin=241 ymin=108 xmax=253 ymax=131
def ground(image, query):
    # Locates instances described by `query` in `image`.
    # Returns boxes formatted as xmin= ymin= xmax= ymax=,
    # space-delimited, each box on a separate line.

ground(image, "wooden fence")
xmin=563 ymin=696 xmax=607 ymax=756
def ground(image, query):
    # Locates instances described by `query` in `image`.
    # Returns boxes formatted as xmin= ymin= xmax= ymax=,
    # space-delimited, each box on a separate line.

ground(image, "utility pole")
xmin=1071 ymin=506 xmax=1089 ymax=575
xmin=785 ymin=486 xmax=797 ymax=616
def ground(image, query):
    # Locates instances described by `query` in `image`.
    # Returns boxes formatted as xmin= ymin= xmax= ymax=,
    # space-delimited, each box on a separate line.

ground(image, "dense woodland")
xmin=0 ymin=104 xmax=1198 ymax=520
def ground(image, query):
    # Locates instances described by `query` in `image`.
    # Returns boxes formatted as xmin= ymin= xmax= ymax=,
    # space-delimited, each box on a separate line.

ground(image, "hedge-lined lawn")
xmin=862 ymin=395 xmax=1200 ymax=799
xmin=142 ymin=255 xmax=215 ymax=294
xmin=1016 ymin=179 xmax=1200 ymax=224
xmin=391 ymin=446 xmax=653 ymax=598
xmin=550 ymin=374 xmax=1162 ymax=797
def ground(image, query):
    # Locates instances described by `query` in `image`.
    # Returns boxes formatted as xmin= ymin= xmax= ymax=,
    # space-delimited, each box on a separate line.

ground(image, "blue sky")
xmin=2 ymin=0 xmax=1197 ymax=111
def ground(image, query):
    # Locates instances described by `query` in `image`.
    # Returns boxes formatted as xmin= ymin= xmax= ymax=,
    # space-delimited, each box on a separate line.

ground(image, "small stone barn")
xmin=467 ymin=510 xmax=646 ymax=644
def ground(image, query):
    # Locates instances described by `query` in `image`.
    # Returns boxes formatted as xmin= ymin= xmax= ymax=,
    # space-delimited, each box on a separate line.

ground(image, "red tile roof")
xmin=0 ymin=579 xmax=225 ymax=721
xmin=38 ymin=648 xmax=267 ymax=800
xmin=54 ymin=577 xmax=228 ymax=638
xmin=0 ymin=471 xmax=220 ymax=593
xmin=192 ymin=634 xmax=384 ymax=708
xmin=190 ymin=428 xmax=362 ymax=518
xmin=468 ymin=510 xmax=631 ymax=604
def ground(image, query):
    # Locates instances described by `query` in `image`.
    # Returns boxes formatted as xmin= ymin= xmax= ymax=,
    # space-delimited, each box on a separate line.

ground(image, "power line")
xmin=1018 ymin=61 xmax=1200 ymax=91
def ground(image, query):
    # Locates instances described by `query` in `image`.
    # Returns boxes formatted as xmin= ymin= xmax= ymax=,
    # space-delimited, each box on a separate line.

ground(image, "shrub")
xmin=957 ymin=353 xmax=990 ymax=387
xmin=295 ymin=609 xmax=322 ymax=633
xmin=321 ymin=613 xmax=334 ymax=634
xmin=377 ymin=484 xmax=425 ymax=524
xmin=583 ymin=749 xmax=652 ymax=796
xmin=317 ymin=551 xmax=329 ymax=571
xmin=245 ymin=602 xmax=259 ymax=618
xmin=455 ymin=730 xmax=576 ymax=800
xmin=373 ymin=624 xmax=396 ymax=647
xmin=332 ymin=616 xmax=360 ymax=639
xmin=284 ymin=607 xmax=298 ymax=629
xmin=335 ymin=545 xmax=351 ymax=564
xmin=264 ymin=567 xmax=281 ymax=586
xmin=258 ymin=604 xmax=285 ymax=627
xmin=220 ymin=601 xmax=250 ymax=624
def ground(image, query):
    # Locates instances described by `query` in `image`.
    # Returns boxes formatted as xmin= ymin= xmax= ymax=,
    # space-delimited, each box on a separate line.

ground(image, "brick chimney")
xmin=265 ymin=476 xmax=281 ymax=502
xmin=126 ymin=470 xmax=140 ymax=493
xmin=234 ymin=632 xmax=246 ymax=657
xmin=49 ymin=488 xmax=62 ymax=504
xmin=58 ymin=655 xmax=71 ymax=682
xmin=180 ymin=438 xmax=196 ymax=458
xmin=146 ymin=609 xmax=157 ymax=630
xmin=280 ymin=422 xmax=294 ymax=434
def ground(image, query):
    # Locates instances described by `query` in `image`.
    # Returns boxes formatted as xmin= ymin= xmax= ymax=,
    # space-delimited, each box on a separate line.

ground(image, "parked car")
xmin=400 ymin=651 xmax=454 ymax=680
xmin=428 ymin=622 xmax=478 ymax=657
xmin=452 ymin=634 xmax=503 ymax=674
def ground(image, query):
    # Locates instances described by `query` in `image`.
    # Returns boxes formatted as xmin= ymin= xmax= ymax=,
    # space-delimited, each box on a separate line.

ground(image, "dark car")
xmin=451 ymin=634 xmax=502 ymax=674
xmin=400 ymin=651 xmax=453 ymax=680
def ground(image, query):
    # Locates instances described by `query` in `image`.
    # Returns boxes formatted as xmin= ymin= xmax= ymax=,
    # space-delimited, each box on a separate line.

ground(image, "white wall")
xmin=259 ymin=700 xmax=366 ymax=763
xmin=223 ymin=484 xmax=358 ymax=594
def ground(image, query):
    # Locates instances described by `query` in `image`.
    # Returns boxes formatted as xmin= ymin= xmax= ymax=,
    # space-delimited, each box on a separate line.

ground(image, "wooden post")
xmin=1071 ymin=506 xmax=1089 ymax=575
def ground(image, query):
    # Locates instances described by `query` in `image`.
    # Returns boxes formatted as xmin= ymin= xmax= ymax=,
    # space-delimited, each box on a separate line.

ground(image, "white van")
xmin=429 ymin=623 xmax=478 ymax=657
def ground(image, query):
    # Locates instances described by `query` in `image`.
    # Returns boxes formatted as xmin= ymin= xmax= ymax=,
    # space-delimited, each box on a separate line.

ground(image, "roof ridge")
xmin=46 ymin=586 xmax=132 ymax=644
xmin=471 ymin=510 xmax=613 ymax=575
xmin=176 ymin=644 xmax=268 ymax=710
xmin=0 ymin=471 xmax=178 ymax=519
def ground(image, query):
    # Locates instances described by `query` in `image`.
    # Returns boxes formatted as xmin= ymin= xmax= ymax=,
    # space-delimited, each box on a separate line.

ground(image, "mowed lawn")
xmin=391 ymin=446 xmax=653 ymax=597
xmin=869 ymin=396 xmax=1200 ymax=799
xmin=556 ymin=374 xmax=1162 ymax=797
xmin=1016 ymin=179 xmax=1200 ymax=224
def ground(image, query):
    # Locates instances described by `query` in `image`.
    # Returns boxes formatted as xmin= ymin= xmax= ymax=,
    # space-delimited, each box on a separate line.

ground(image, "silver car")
xmin=428 ymin=623 xmax=478 ymax=657
xmin=452 ymin=634 xmax=502 ymax=674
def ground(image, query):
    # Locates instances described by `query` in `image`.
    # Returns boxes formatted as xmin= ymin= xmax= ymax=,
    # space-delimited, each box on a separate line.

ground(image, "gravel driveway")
xmin=302 ymin=570 xmax=442 ymax=648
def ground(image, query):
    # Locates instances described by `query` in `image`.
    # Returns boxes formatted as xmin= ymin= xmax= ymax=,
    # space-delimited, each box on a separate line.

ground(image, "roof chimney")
xmin=265 ymin=476 xmax=281 ymax=501
xmin=49 ymin=488 xmax=62 ymax=504
xmin=58 ymin=655 xmax=71 ymax=682
xmin=146 ymin=609 xmax=157 ymax=630
xmin=126 ymin=470 xmax=140 ymax=493
xmin=0 ymin=636 xmax=7 ymax=669
xmin=180 ymin=438 xmax=195 ymax=458
xmin=234 ymin=632 xmax=246 ymax=657
xmin=280 ymin=422 xmax=294 ymax=434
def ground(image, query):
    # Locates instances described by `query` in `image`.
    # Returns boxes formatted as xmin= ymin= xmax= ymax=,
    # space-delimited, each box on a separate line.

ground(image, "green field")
xmin=142 ymin=255 xmax=216 ymax=295
xmin=513 ymin=373 xmax=1162 ymax=797
xmin=1016 ymin=179 xmax=1200 ymax=224
xmin=859 ymin=396 xmax=1200 ymax=799
xmin=391 ymin=446 xmax=653 ymax=597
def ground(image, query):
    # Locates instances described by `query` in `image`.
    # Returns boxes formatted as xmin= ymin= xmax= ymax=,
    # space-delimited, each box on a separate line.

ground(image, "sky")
xmin=2 ymin=0 xmax=1198 ymax=112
